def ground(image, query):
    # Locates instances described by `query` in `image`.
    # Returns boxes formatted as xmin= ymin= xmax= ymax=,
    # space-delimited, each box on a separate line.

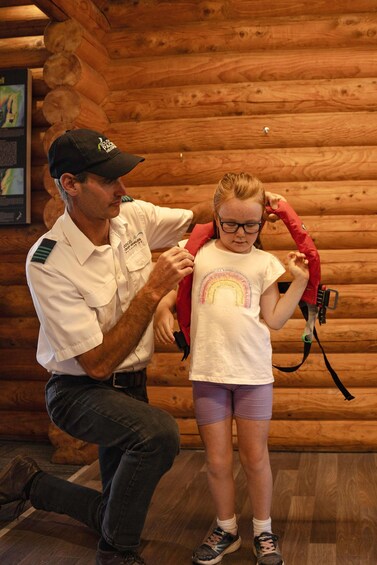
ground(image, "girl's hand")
xmin=154 ymin=307 xmax=176 ymax=344
xmin=287 ymin=251 xmax=310 ymax=281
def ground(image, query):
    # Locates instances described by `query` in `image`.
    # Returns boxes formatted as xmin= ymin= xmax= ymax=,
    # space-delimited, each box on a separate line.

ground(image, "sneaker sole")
xmin=252 ymin=546 xmax=285 ymax=565
xmin=192 ymin=536 xmax=242 ymax=565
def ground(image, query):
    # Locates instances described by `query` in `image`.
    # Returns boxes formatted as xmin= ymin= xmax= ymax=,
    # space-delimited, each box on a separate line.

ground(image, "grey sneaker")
xmin=192 ymin=526 xmax=241 ymax=564
xmin=253 ymin=532 xmax=284 ymax=565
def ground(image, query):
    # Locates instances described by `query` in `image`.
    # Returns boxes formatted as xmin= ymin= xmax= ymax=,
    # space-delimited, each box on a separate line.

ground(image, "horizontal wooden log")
xmin=103 ymin=77 xmax=377 ymax=122
xmin=118 ymin=146 xmax=377 ymax=186
xmin=0 ymin=410 xmax=49 ymax=440
xmin=43 ymin=19 xmax=109 ymax=73
xmin=0 ymin=261 xmax=27 ymax=285
xmin=108 ymin=13 xmax=377 ymax=58
xmin=0 ymin=36 xmax=49 ymax=69
xmin=126 ymin=180 xmax=377 ymax=216
xmin=148 ymin=386 xmax=368 ymax=418
xmin=262 ymin=215 xmax=377 ymax=250
xmin=104 ymin=48 xmax=377 ymax=90
xmin=0 ymin=318 xmax=39 ymax=349
xmin=0 ymin=5 xmax=48 ymax=38
xmin=101 ymin=0 xmax=377 ymax=28
xmin=272 ymin=249 xmax=377 ymax=284
xmin=300 ymin=284 xmax=377 ymax=319
xmin=0 ymin=285 xmax=36 ymax=317
xmin=0 ymin=380 xmax=45 ymax=411
xmin=0 ymin=349 xmax=48 ymax=381
xmin=176 ymin=418 xmax=377 ymax=451
xmin=34 ymin=0 xmax=110 ymax=35
xmin=43 ymin=52 xmax=109 ymax=105
xmin=43 ymin=86 xmax=109 ymax=130
xmin=110 ymin=112 xmax=377 ymax=154
xmin=269 ymin=319 xmax=377 ymax=353
xmin=148 ymin=352 xmax=377 ymax=388
xmin=0 ymin=223 xmax=46 ymax=255
xmin=0 ymin=316 xmax=376 ymax=352
xmin=3 ymin=278 xmax=361 ymax=323
xmin=155 ymin=318 xmax=377 ymax=355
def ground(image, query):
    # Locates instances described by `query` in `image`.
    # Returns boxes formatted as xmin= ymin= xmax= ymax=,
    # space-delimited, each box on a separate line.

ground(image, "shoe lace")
xmin=256 ymin=532 xmax=278 ymax=555
xmin=205 ymin=528 xmax=225 ymax=548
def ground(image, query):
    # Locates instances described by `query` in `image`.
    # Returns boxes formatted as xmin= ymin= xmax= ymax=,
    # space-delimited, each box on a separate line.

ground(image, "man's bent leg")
xmin=44 ymin=374 xmax=180 ymax=551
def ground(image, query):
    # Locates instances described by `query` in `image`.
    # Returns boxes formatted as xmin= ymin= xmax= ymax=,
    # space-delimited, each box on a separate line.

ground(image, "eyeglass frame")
xmin=217 ymin=215 xmax=263 ymax=234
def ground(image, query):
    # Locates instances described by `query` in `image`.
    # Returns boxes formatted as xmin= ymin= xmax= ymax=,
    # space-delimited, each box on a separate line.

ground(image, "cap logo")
xmin=97 ymin=137 xmax=117 ymax=153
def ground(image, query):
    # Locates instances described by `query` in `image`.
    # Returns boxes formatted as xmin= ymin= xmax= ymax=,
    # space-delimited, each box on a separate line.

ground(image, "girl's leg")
xmin=236 ymin=417 xmax=272 ymax=520
xmin=198 ymin=418 xmax=235 ymax=520
xmin=234 ymin=385 xmax=284 ymax=564
xmin=192 ymin=382 xmax=241 ymax=564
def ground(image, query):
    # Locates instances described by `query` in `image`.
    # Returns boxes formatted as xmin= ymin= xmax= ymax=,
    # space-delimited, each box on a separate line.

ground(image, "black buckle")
xmin=111 ymin=370 xmax=147 ymax=389
xmin=317 ymin=286 xmax=339 ymax=324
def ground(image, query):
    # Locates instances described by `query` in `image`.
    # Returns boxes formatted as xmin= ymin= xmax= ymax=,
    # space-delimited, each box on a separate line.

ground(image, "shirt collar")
xmin=61 ymin=210 xmax=128 ymax=265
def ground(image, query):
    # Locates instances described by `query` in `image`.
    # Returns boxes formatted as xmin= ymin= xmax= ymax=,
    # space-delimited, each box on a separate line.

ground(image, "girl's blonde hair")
xmin=213 ymin=172 xmax=265 ymax=214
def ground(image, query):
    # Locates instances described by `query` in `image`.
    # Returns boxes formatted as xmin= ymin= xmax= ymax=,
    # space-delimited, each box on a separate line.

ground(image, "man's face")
xmin=73 ymin=173 xmax=127 ymax=220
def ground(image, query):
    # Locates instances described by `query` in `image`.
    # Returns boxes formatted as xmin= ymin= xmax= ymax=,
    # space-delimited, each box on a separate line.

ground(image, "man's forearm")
xmin=77 ymin=283 xmax=162 ymax=380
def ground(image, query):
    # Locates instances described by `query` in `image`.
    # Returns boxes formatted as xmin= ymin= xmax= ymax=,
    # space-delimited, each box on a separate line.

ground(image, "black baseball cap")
xmin=48 ymin=129 xmax=144 ymax=179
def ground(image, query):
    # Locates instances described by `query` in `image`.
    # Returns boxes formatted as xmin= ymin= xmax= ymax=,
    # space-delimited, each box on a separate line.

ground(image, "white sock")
xmin=253 ymin=517 xmax=272 ymax=538
xmin=217 ymin=514 xmax=238 ymax=535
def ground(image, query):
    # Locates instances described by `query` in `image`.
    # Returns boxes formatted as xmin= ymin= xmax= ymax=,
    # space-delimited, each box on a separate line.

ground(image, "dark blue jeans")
xmin=29 ymin=373 xmax=180 ymax=551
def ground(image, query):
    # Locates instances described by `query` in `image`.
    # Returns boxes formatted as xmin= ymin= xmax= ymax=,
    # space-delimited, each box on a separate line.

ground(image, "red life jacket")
xmin=174 ymin=201 xmax=354 ymax=401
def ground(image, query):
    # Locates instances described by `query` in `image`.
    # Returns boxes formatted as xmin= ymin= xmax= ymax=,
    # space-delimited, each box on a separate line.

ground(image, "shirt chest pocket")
xmin=83 ymin=278 xmax=118 ymax=330
xmin=125 ymin=247 xmax=152 ymax=284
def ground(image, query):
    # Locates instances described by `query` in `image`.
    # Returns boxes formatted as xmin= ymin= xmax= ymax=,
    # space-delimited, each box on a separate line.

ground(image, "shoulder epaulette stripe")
xmin=31 ymin=238 xmax=57 ymax=264
xmin=121 ymin=195 xmax=134 ymax=202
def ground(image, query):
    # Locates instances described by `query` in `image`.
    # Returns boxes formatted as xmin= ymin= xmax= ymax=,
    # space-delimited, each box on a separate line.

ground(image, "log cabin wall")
xmin=0 ymin=0 xmax=51 ymax=440
xmin=1 ymin=0 xmax=377 ymax=454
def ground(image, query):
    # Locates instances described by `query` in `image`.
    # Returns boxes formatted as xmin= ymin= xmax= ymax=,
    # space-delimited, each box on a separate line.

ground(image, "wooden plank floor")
xmin=1 ymin=446 xmax=376 ymax=564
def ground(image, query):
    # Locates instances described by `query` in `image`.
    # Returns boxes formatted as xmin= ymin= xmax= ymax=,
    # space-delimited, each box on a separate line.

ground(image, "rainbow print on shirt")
xmin=199 ymin=269 xmax=251 ymax=308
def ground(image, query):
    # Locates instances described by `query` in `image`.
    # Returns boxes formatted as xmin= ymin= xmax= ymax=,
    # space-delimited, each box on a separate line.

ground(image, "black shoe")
xmin=253 ymin=532 xmax=284 ymax=565
xmin=0 ymin=455 xmax=41 ymax=506
xmin=192 ymin=526 xmax=241 ymax=564
xmin=96 ymin=548 xmax=146 ymax=565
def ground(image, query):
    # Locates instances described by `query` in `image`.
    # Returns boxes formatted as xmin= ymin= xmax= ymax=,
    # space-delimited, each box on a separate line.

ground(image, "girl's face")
xmin=215 ymin=197 xmax=263 ymax=254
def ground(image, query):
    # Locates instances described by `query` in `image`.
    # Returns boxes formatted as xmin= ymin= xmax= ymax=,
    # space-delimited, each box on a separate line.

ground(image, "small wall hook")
xmin=263 ymin=126 xmax=270 ymax=135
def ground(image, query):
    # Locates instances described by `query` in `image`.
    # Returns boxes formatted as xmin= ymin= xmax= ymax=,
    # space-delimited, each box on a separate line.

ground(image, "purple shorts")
xmin=192 ymin=381 xmax=273 ymax=426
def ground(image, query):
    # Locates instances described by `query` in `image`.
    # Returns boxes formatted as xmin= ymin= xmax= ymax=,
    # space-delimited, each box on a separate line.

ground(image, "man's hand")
xmin=147 ymin=246 xmax=194 ymax=301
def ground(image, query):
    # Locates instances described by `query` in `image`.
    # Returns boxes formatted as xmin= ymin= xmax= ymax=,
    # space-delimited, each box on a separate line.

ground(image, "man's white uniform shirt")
xmin=26 ymin=200 xmax=192 ymax=375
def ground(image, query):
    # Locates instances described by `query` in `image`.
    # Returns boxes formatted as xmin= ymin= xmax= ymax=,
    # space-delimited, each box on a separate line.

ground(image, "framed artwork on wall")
xmin=0 ymin=68 xmax=32 ymax=225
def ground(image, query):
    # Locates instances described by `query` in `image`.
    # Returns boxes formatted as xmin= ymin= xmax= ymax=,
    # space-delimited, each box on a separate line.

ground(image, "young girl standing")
xmin=154 ymin=173 xmax=309 ymax=565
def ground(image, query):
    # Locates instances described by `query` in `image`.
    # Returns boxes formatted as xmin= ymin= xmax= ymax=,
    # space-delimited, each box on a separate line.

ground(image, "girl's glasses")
xmin=218 ymin=217 xmax=262 ymax=234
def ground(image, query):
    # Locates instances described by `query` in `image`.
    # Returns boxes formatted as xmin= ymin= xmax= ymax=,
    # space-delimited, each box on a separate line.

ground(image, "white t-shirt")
xmin=26 ymin=200 xmax=192 ymax=375
xmin=189 ymin=240 xmax=286 ymax=385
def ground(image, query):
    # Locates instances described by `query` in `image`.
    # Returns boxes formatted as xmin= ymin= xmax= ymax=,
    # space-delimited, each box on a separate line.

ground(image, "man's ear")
xmin=60 ymin=173 xmax=78 ymax=197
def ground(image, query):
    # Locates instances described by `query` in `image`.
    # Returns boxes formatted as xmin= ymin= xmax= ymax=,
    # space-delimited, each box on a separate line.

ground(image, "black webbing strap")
xmin=273 ymin=284 xmax=354 ymax=400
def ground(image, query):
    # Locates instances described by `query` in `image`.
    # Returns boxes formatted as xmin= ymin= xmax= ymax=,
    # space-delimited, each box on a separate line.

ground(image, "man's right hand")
xmin=147 ymin=246 xmax=194 ymax=300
